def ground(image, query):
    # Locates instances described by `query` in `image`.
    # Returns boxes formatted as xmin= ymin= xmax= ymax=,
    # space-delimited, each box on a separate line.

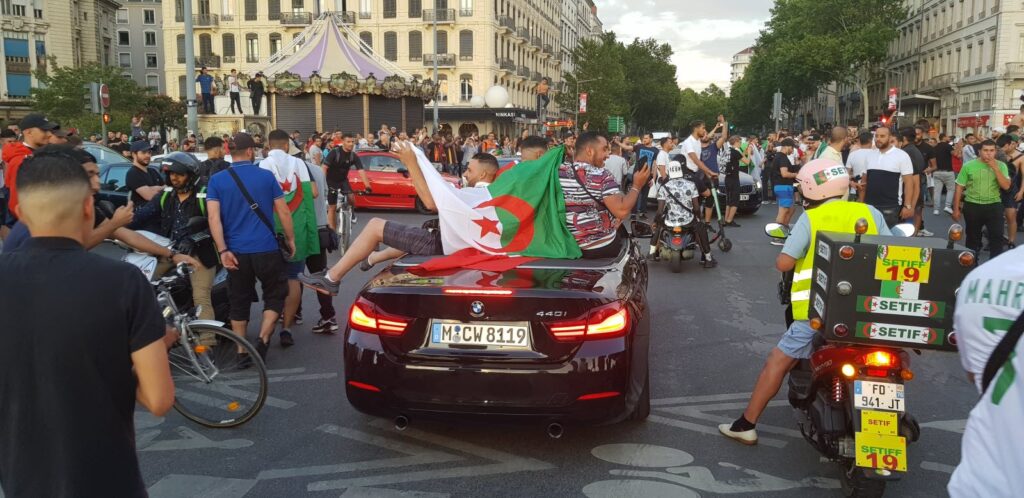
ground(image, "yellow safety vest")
xmin=791 ymin=200 xmax=879 ymax=320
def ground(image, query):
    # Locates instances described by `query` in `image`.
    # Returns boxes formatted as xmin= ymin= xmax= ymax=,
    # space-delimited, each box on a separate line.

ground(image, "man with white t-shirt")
xmin=681 ymin=121 xmax=715 ymax=219
xmin=858 ymin=127 xmax=914 ymax=227
xmin=948 ymin=245 xmax=1024 ymax=498
xmin=654 ymin=137 xmax=672 ymax=194
xmin=845 ymin=132 xmax=875 ymax=198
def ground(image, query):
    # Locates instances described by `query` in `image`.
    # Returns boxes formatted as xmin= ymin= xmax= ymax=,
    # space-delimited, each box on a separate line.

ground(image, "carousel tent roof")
xmin=257 ymin=19 xmax=398 ymax=79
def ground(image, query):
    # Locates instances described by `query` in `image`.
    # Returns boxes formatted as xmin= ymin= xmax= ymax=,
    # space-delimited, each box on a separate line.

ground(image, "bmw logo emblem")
xmin=470 ymin=301 xmax=485 ymax=317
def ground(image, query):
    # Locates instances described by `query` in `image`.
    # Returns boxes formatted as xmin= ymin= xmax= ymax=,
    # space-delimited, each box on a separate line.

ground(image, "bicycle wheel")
xmin=169 ymin=324 xmax=268 ymax=428
xmin=340 ymin=206 xmax=352 ymax=252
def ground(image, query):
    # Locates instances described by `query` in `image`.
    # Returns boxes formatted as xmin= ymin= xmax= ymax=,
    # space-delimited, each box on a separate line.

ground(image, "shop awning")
xmin=425 ymin=107 xmax=538 ymax=122
xmin=900 ymin=94 xmax=941 ymax=105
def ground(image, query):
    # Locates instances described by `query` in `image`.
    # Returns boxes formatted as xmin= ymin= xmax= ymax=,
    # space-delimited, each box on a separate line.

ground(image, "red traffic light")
xmin=880 ymin=116 xmax=888 ymax=124
xmin=102 ymin=113 xmax=112 ymax=124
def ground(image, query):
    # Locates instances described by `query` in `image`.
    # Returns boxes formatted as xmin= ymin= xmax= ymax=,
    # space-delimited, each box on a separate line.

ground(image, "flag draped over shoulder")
xmin=260 ymin=150 xmax=319 ymax=262
xmin=409 ymin=145 xmax=581 ymax=271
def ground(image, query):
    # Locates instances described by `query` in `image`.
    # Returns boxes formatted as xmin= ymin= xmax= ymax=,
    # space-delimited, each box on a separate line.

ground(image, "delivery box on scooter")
xmin=808 ymin=231 xmax=975 ymax=352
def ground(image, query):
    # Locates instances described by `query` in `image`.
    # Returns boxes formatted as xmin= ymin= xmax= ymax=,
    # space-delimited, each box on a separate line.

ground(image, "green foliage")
xmin=141 ymin=94 xmax=187 ymax=136
xmin=30 ymin=59 xmax=150 ymax=135
xmin=619 ymin=38 xmax=680 ymax=131
xmin=676 ymin=84 xmax=728 ymax=133
xmin=556 ymin=33 xmax=628 ymax=133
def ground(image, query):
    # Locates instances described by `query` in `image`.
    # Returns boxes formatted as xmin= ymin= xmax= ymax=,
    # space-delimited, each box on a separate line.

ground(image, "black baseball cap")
xmin=229 ymin=132 xmax=256 ymax=151
xmin=19 ymin=113 xmax=58 ymax=132
xmin=0 ymin=129 xmax=16 ymax=139
xmin=130 ymin=140 xmax=153 ymax=153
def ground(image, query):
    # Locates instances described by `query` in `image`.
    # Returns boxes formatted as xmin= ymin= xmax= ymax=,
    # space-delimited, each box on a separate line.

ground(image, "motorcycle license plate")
xmin=739 ymin=194 xmax=750 ymax=201
xmin=855 ymin=431 xmax=907 ymax=472
xmin=854 ymin=380 xmax=905 ymax=412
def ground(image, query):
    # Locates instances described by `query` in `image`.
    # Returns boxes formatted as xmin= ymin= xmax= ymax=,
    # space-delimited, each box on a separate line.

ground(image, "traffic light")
xmin=102 ymin=113 xmax=111 ymax=124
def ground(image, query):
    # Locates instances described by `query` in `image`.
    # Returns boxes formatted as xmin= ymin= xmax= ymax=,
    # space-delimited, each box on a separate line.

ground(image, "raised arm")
xmin=395 ymin=141 xmax=436 ymax=211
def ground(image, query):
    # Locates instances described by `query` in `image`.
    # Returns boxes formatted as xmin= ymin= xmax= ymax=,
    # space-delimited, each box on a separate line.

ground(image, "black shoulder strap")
xmin=225 ymin=167 xmax=278 ymax=238
xmin=982 ymin=310 xmax=1024 ymax=395
xmin=570 ymin=164 xmax=611 ymax=214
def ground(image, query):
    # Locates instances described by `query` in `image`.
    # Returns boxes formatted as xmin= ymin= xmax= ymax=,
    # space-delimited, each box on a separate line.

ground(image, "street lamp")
xmin=574 ymin=77 xmax=601 ymax=134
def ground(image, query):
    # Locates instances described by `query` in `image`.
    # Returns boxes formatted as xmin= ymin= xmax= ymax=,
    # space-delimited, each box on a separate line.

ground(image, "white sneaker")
xmin=933 ymin=209 xmax=940 ymax=215
xmin=944 ymin=206 xmax=954 ymax=215
xmin=718 ymin=423 xmax=758 ymax=445
xmin=918 ymin=229 xmax=934 ymax=237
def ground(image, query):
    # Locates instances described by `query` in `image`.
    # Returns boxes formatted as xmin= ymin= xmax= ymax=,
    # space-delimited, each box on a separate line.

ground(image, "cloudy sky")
xmin=592 ymin=0 xmax=772 ymax=91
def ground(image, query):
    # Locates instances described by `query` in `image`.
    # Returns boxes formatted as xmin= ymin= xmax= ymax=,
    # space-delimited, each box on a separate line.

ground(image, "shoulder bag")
xmin=225 ymin=168 xmax=291 ymax=260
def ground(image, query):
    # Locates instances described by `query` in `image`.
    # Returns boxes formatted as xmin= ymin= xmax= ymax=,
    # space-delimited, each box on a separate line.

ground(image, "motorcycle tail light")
xmin=672 ymin=237 xmax=683 ymax=245
xmin=958 ymin=251 xmax=975 ymax=267
xmin=673 ymin=226 xmax=683 ymax=233
xmin=349 ymin=297 xmax=409 ymax=336
xmin=841 ymin=363 xmax=856 ymax=378
xmin=839 ymin=245 xmax=855 ymax=260
xmin=863 ymin=351 xmax=896 ymax=368
xmin=833 ymin=323 xmax=850 ymax=337
xmin=550 ymin=302 xmax=629 ymax=342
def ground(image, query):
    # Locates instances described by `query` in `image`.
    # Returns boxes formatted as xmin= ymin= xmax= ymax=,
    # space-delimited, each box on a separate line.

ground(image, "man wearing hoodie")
xmin=2 ymin=114 xmax=57 ymax=228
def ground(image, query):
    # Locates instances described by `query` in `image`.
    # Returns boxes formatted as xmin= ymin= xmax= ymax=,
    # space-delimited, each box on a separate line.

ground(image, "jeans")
xmin=635 ymin=183 xmax=650 ymax=213
xmin=229 ymin=92 xmax=242 ymax=113
xmin=156 ymin=260 xmax=216 ymax=320
xmin=201 ymin=93 xmax=214 ymax=113
xmin=963 ymin=201 xmax=1005 ymax=259
xmin=933 ymin=170 xmax=956 ymax=209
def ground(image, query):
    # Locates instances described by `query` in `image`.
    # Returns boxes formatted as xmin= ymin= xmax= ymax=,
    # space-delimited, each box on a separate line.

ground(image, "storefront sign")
xmin=957 ymin=115 xmax=990 ymax=129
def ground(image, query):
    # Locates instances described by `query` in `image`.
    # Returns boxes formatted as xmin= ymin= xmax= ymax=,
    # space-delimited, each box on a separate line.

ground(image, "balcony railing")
xmin=459 ymin=53 xmax=473 ymax=61
xmin=498 ymin=58 xmax=515 ymax=71
xmin=326 ymin=11 xmax=356 ymax=24
xmin=221 ymin=14 xmax=234 ymax=22
xmin=196 ymin=54 xmax=221 ymax=68
xmin=531 ymin=36 xmax=542 ymax=47
xmin=921 ymin=72 xmax=957 ymax=91
xmin=497 ymin=15 xmax=514 ymax=31
xmin=224 ymin=55 xmax=235 ymax=64
xmin=1006 ymin=62 xmax=1024 ymax=78
xmin=515 ymin=27 xmax=530 ymax=39
xmin=280 ymin=12 xmax=312 ymax=26
xmin=516 ymin=65 xmax=530 ymax=78
xmin=987 ymin=63 xmax=995 ymax=72
xmin=423 ymin=53 xmax=456 ymax=67
xmin=424 ymin=8 xmax=455 ymax=23
xmin=531 ymin=71 xmax=542 ymax=82
xmin=543 ymin=43 xmax=553 ymax=54
xmin=971 ymin=100 xmax=981 ymax=112
xmin=963 ymin=70 xmax=971 ymax=77
xmin=460 ymin=8 xmax=473 ymax=16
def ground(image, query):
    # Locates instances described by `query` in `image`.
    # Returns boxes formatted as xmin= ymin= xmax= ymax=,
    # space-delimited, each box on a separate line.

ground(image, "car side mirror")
xmin=765 ymin=223 xmax=790 ymax=240
xmin=891 ymin=223 xmax=915 ymax=238
xmin=630 ymin=220 xmax=653 ymax=239
xmin=397 ymin=166 xmax=410 ymax=178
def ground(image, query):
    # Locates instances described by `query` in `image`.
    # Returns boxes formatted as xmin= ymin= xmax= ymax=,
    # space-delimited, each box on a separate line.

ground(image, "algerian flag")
xmin=410 ymin=144 xmax=581 ymax=266
xmin=260 ymin=149 xmax=320 ymax=262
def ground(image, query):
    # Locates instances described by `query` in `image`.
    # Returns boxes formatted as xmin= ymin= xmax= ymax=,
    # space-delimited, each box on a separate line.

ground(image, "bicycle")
xmin=334 ymin=187 xmax=370 ymax=254
xmin=157 ymin=264 xmax=268 ymax=428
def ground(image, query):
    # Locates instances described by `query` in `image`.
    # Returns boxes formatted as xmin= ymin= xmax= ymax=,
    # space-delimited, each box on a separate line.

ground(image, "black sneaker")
xmin=703 ymin=258 xmax=719 ymax=269
xmin=299 ymin=271 xmax=341 ymax=295
xmin=726 ymin=221 xmax=741 ymax=228
xmin=255 ymin=338 xmax=270 ymax=361
xmin=280 ymin=330 xmax=295 ymax=348
xmin=312 ymin=317 xmax=339 ymax=334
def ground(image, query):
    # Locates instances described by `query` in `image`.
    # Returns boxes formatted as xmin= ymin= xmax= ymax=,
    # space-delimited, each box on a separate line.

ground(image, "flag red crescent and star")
xmin=279 ymin=174 xmax=304 ymax=211
xmin=472 ymin=194 xmax=535 ymax=254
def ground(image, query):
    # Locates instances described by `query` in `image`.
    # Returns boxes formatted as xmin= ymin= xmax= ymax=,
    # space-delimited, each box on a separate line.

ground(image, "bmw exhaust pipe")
xmin=394 ymin=414 xmax=409 ymax=431
xmin=546 ymin=422 xmax=564 ymax=439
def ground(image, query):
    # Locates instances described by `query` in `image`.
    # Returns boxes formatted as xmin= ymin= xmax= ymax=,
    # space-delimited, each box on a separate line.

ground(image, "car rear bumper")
xmin=343 ymin=329 xmax=643 ymax=424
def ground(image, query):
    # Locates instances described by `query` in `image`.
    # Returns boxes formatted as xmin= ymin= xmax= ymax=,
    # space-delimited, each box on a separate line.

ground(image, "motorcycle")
xmin=92 ymin=216 xmax=231 ymax=323
xmin=765 ymin=220 xmax=922 ymax=498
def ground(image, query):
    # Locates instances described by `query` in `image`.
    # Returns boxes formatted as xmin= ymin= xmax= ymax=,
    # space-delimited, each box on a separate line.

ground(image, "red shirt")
xmin=2 ymin=141 xmax=35 ymax=216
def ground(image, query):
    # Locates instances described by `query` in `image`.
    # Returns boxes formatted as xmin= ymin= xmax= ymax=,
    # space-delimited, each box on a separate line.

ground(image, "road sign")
xmin=772 ymin=92 xmax=782 ymax=120
xmin=99 ymin=83 xmax=110 ymax=109
xmin=579 ymin=93 xmax=588 ymax=114
xmin=608 ymin=116 xmax=624 ymax=133
xmin=888 ymin=87 xmax=897 ymax=111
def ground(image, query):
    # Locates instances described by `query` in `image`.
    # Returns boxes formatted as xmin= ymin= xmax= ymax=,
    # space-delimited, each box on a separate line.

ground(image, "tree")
xmin=141 ymin=94 xmax=187 ymax=143
xmin=31 ymin=59 xmax=150 ymax=135
xmin=619 ymin=38 xmax=680 ymax=132
xmin=676 ymin=84 xmax=728 ymax=132
xmin=755 ymin=0 xmax=908 ymax=128
xmin=557 ymin=32 xmax=628 ymax=133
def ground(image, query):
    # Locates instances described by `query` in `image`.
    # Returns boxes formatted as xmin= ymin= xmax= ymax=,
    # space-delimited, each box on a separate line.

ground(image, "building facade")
xmin=116 ymin=0 xmax=164 ymax=94
xmin=730 ymin=46 xmax=753 ymax=86
xmin=1 ymin=0 xmax=121 ymax=122
xmin=164 ymin=0 xmax=574 ymax=137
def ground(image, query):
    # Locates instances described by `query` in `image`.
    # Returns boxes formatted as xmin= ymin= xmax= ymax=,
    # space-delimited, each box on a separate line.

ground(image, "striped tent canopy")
xmin=257 ymin=19 xmax=395 ymax=79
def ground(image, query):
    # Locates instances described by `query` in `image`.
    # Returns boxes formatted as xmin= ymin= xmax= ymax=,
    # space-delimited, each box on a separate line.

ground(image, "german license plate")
xmin=430 ymin=321 xmax=530 ymax=348
xmin=855 ymin=431 xmax=907 ymax=472
xmin=854 ymin=380 xmax=905 ymax=412
xmin=739 ymin=194 xmax=750 ymax=201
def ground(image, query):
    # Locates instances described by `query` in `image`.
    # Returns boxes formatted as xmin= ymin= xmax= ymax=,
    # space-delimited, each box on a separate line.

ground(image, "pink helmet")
xmin=796 ymin=158 xmax=850 ymax=201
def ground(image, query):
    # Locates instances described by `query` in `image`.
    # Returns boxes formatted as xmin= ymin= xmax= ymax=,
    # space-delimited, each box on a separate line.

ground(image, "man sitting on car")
xmin=300 ymin=143 xmax=498 ymax=295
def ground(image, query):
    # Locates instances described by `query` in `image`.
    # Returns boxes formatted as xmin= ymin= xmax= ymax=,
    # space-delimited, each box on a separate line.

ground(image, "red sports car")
xmin=348 ymin=150 xmax=460 ymax=214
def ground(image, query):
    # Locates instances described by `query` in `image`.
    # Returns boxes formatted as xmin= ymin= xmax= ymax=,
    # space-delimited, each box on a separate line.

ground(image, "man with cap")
xmin=2 ymin=113 xmax=57 ymax=227
xmin=126 ymin=140 xmax=164 ymax=233
xmin=196 ymin=67 xmax=215 ymax=114
xmin=207 ymin=132 xmax=295 ymax=362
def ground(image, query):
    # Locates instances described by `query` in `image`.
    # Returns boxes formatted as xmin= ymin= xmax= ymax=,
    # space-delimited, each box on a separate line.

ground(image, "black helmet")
xmin=160 ymin=151 xmax=202 ymax=187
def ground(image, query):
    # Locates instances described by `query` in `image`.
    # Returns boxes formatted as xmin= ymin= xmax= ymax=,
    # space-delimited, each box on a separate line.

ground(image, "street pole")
xmin=99 ymin=80 xmax=107 ymax=145
xmin=183 ymin=0 xmax=198 ymax=137
xmin=573 ymin=77 xmax=600 ymax=135
xmin=431 ymin=9 xmax=439 ymax=133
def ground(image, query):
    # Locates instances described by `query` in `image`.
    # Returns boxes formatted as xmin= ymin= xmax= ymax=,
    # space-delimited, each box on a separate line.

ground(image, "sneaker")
xmin=718 ymin=423 xmax=758 ymax=445
xmin=944 ymin=206 xmax=954 ymax=215
xmin=312 ymin=317 xmax=339 ymax=334
xmin=351 ymin=212 xmax=358 ymax=224
xmin=299 ymin=271 xmax=340 ymax=295
xmin=702 ymin=258 xmax=719 ymax=269
xmin=933 ymin=209 xmax=940 ymax=215
xmin=639 ymin=213 xmax=648 ymax=220
xmin=725 ymin=221 xmax=741 ymax=228
xmin=280 ymin=330 xmax=295 ymax=348
xmin=255 ymin=338 xmax=270 ymax=361
xmin=294 ymin=312 xmax=303 ymax=325
xmin=918 ymin=229 xmax=934 ymax=237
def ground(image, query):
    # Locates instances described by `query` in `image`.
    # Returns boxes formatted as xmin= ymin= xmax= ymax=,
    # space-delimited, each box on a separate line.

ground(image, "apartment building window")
xmin=977 ymin=41 xmax=984 ymax=73
xmin=437 ymin=74 xmax=448 ymax=102
xmin=244 ymin=0 xmax=257 ymax=20
xmin=384 ymin=32 xmax=397 ymax=61
xmin=144 ymin=31 xmax=156 ymax=46
xmin=268 ymin=0 xmax=280 ymax=20
xmin=176 ymin=34 xmax=185 ymax=62
xmin=359 ymin=0 xmax=371 ymax=18
xmin=435 ymin=0 xmax=448 ymax=9
xmin=33 ymin=8 xmax=41 ymax=19
xmin=199 ymin=33 xmax=213 ymax=57
xmin=118 ymin=52 xmax=131 ymax=68
xmin=459 ymin=29 xmax=473 ymax=60
xmin=246 ymin=33 xmax=259 ymax=62
xmin=460 ymin=0 xmax=472 ymax=16
xmin=146 ymin=53 xmax=158 ymax=68
xmin=989 ymin=36 xmax=997 ymax=70
xmin=116 ymin=9 xmax=128 ymax=23
xmin=292 ymin=0 xmax=303 ymax=10
xmin=409 ymin=0 xmax=421 ymax=18
xmin=409 ymin=30 xmax=422 ymax=60
xmin=384 ymin=0 xmax=396 ymax=18
xmin=269 ymin=33 xmax=282 ymax=55
xmin=223 ymin=33 xmax=236 ymax=60
xmin=146 ymin=74 xmax=159 ymax=93
xmin=223 ymin=0 xmax=235 ymax=18
xmin=459 ymin=74 xmax=472 ymax=101
xmin=435 ymin=30 xmax=448 ymax=53
xmin=144 ymin=9 xmax=155 ymax=24
xmin=118 ymin=31 xmax=129 ymax=46
xmin=359 ymin=32 xmax=373 ymax=54
xmin=174 ymin=0 xmax=184 ymax=21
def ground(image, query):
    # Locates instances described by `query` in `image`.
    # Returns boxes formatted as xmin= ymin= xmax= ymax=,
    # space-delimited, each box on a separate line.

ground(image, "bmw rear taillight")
xmin=549 ymin=302 xmax=629 ymax=342
xmin=348 ymin=297 xmax=409 ymax=336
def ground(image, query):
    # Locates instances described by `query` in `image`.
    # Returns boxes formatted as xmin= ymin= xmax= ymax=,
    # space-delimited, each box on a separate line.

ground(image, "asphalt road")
xmin=137 ymin=204 xmax=980 ymax=498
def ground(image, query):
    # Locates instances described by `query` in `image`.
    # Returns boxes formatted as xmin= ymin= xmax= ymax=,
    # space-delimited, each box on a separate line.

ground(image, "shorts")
xmin=1002 ymin=190 xmax=1019 ymax=209
xmin=383 ymin=221 xmax=443 ymax=255
xmin=227 ymin=251 xmax=288 ymax=321
xmin=326 ymin=182 xmax=353 ymax=205
xmin=724 ymin=176 xmax=741 ymax=207
xmin=285 ymin=260 xmax=306 ymax=279
xmin=777 ymin=320 xmax=816 ymax=359
xmin=774 ymin=185 xmax=795 ymax=208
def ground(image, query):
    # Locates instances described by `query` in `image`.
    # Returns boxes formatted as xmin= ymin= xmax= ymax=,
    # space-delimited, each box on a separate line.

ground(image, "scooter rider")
xmin=719 ymin=158 xmax=893 ymax=445
xmin=136 ymin=152 xmax=218 ymax=320
xmin=650 ymin=160 xmax=717 ymax=268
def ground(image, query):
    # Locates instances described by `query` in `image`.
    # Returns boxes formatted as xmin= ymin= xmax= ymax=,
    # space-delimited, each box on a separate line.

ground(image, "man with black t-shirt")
xmin=899 ymin=128 xmax=927 ymax=234
xmin=126 ymin=140 xmax=164 ymax=232
xmin=771 ymin=138 xmax=798 ymax=226
xmin=199 ymin=136 xmax=230 ymax=180
xmin=323 ymin=133 xmax=370 ymax=230
xmin=933 ymin=134 xmax=956 ymax=215
xmin=0 ymin=150 xmax=175 ymax=498
xmin=722 ymin=135 xmax=744 ymax=227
